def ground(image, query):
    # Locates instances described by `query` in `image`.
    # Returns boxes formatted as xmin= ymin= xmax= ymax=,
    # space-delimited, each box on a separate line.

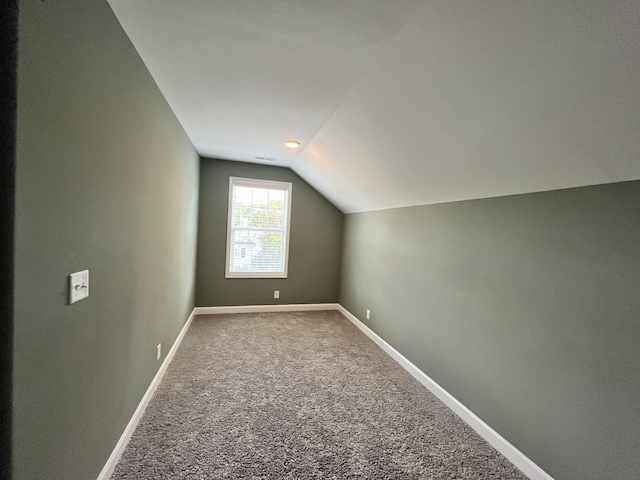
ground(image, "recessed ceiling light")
xmin=284 ymin=140 xmax=301 ymax=149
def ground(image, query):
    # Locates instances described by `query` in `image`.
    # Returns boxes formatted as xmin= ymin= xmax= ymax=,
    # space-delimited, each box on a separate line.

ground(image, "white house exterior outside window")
xmin=225 ymin=177 xmax=292 ymax=278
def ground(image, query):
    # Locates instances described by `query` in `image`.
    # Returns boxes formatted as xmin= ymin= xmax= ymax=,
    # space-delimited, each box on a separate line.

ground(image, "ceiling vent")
xmin=254 ymin=155 xmax=276 ymax=162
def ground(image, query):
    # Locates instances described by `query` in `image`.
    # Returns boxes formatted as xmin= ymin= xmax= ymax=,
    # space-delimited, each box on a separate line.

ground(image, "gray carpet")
xmin=111 ymin=311 xmax=528 ymax=479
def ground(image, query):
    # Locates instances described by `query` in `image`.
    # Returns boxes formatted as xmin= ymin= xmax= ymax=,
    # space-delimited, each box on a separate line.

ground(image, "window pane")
xmin=251 ymin=188 xmax=269 ymax=206
xmin=267 ymin=204 xmax=283 ymax=228
xmin=246 ymin=206 xmax=268 ymax=228
xmin=229 ymin=229 xmax=284 ymax=273
xmin=227 ymin=177 xmax=292 ymax=277
xmin=234 ymin=186 xmax=253 ymax=206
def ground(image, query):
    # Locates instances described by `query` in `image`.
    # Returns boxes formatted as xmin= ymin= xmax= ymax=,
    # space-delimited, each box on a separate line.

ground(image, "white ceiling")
xmin=108 ymin=0 xmax=640 ymax=213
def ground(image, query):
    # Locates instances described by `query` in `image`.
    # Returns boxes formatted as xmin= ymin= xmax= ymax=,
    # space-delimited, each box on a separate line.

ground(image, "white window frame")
xmin=225 ymin=176 xmax=292 ymax=278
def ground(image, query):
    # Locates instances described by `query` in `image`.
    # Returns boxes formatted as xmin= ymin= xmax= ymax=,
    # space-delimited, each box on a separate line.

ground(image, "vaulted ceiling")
xmin=108 ymin=0 xmax=640 ymax=213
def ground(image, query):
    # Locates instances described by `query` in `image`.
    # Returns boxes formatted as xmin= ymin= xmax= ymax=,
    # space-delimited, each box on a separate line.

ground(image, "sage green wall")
xmin=340 ymin=181 xmax=640 ymax=480
xmin=196 ymin=159 xmax=343 ymax=306
xmin=14 ymin=1 xmax=199 ymax=479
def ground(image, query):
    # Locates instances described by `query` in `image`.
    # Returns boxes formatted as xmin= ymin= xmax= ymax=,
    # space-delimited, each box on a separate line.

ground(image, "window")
xmin=226 ymin=177 xmax=292 ymax=278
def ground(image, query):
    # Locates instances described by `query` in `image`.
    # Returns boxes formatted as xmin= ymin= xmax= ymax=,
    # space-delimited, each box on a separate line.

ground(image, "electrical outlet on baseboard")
xmin=274 ymin=290 xmax=280 ymax=299
xmin=366 ymin=309 xmax=370 ymax=320
xmin=157 ymin=343 xmax=162 ymax=361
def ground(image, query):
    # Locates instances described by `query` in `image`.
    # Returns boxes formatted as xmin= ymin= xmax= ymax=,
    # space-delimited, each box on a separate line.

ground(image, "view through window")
xmin=226 ymin=177 xmax=292 ymax=278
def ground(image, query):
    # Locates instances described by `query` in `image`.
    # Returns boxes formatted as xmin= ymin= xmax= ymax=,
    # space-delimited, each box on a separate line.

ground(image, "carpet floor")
xmin=111 ymin=311 xmax=528 ymax=479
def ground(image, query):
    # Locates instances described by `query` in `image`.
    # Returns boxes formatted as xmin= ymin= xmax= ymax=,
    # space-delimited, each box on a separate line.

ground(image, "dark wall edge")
xmin=0 ymin=1 xmax=18 ymax=478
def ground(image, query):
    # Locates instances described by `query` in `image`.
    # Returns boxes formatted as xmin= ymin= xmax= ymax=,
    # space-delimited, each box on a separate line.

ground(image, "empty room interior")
xmin=4 ymin=0 xmax=640 ymax=479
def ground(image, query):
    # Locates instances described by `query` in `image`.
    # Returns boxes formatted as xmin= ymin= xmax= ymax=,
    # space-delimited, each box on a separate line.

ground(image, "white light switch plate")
xmin=69 ymin=270 xmax=89 ymax=304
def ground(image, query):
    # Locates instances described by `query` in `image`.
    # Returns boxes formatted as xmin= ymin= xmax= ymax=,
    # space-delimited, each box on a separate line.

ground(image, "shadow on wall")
xmin=0 ymin=1 xmax=18 ymax=477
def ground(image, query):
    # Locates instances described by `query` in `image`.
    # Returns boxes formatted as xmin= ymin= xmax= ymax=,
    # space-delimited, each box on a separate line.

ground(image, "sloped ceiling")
xmin=108 ymin=0 xmax=640 ymax=213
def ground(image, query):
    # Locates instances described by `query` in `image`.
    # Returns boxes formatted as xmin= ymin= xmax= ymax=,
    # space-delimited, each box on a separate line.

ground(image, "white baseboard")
xmin=97 ymin=308 xmax=197 ymax=480
xmin=194 ymin=303 xmax=339 ymax=315
xmin=336 ymin=305 xmax=554 ymax=480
